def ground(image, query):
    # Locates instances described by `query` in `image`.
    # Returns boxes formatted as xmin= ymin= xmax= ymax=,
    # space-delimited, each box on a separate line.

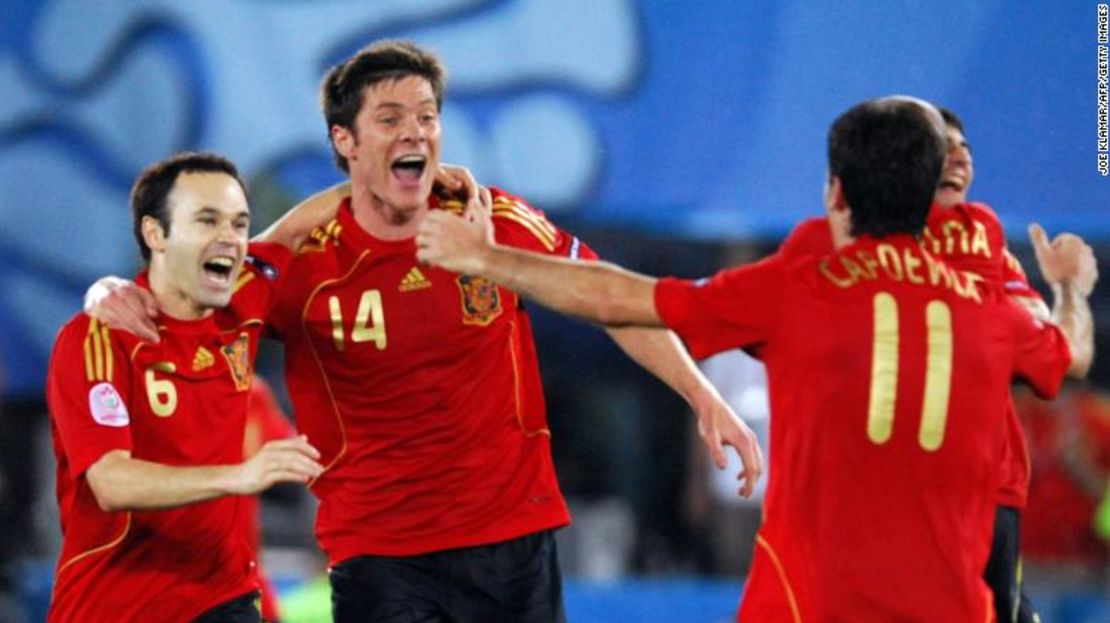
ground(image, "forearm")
xmin=87 ymin=450 xmax=243 ymax=512
xmin=605 ymin=326 xmax=719 ymax=409
xmin=254 ymin=182 xmax=350 ymax=249
xmin=1051 ymin=283 xmax=1094 ymax=378
xmin=480 ymin=246 xmax=662 ymax=327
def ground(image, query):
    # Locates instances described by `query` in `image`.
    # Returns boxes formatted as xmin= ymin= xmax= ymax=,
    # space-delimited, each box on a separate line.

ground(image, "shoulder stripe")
xmin=494 ymin=210 xmax=557 ymax=252
xmin=492 ymin=198 xmax=559 ymax=240
xmin=100 ymin=323 xmax=113 ymax=381
xmin=492 ymin=203 xmax=558 ymax=251
xmin=232 ymin=270 xmax=255 ymax=294
xmin=83 ymin=320 xmax=96 ymax=382
xmin=84 ymin=319 xmax=113 ymax=382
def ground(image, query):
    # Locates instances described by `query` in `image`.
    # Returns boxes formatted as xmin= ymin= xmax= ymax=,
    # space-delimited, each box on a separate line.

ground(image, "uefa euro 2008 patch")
xmin=88 ymin=382 xmax=129 ymax=427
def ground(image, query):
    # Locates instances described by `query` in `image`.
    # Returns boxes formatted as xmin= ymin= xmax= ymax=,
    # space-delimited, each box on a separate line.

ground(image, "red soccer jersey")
xmin=268 ymin=189 xmax=586 ymax=564
xmin=779 ymin=203 xmax=1045 ymax=508
xmin=656 ymin=235 xmax=1070 ymax=621
xmin=46 ymin=243 xmax=289 ymax=623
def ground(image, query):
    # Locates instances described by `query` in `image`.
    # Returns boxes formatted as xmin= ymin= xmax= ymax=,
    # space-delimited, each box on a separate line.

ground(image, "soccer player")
xmin=777 ymin=106 xmax=1096 ymax=623
xmin=414 ymin=96 xmax=1091 ymax=620
xmin=46 ymin=153 xmax=326 ymax=622
xmin=88 ymin=40 xmax=763 ymax=622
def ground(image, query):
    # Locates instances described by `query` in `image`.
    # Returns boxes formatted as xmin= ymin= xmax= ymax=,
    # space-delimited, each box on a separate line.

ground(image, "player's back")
xmin=742 ymin=234 xmax=1067 ymax=621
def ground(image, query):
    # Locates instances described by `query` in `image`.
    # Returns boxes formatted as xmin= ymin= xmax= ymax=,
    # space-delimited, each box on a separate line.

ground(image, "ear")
xmin=331 ymin=124 xmax=357 ymax=162
xmin=142 ymin=215 xmax=167 ymax=255
xmin=825 ymin=176 xmax=854 ymax=249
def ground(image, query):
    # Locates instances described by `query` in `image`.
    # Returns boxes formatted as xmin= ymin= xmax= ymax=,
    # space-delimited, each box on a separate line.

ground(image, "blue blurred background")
xmin=1 ymin=1 xmax=1109 ymax=621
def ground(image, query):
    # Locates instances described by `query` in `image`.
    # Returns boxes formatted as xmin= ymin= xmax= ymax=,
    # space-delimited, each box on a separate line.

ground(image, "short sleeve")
xmin=489 ymin=189 xmax=598 ymax=261
xmin=46 ymin=316 xmax=134 ymax=478
xmin=228 ymin=242 xmax=294 ymax=320
xmin=654 ymin=253 xmax=787 ymax=360
xmin=1007 ymin=301 xmax=1072 ymax=399
xmin=777 ymin=217 xmax=834 ymax=260
xmin=1001 ymin=248 xmax=1042 ymax=299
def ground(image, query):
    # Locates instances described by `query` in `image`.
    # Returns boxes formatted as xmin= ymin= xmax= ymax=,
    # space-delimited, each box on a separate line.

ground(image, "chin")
xmin=198 ymin=291 xmax=233 ymax=311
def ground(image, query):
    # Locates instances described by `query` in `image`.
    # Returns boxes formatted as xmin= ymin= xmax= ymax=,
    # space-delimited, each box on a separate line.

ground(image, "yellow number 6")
xmin=145 ymin=366 xmax=178 ymax=418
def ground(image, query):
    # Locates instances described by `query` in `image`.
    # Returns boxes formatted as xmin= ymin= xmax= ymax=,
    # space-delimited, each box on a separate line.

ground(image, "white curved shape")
xmin=489 ymin=95 xmax=598 ymax=208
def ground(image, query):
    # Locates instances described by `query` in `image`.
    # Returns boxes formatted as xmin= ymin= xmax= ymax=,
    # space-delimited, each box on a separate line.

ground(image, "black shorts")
xmin=983 ymin=505 xmax=1040 ymax=623
xmin=193 ymin=591 xmax=261 ymax=623
xmin=330 ymin=530 xmax=565 ymax=623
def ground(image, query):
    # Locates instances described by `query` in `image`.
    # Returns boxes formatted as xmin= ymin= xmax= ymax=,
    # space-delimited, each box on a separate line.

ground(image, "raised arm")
xmin=254 ymin=182 xmax=350 ymax=248
xmin=1029 ymin=223 xmax=1098 ymax=378
xmin=85 ymin=436 xmax=323 ymax=512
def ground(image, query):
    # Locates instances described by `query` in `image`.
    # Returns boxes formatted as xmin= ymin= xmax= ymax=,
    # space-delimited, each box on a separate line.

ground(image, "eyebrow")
xmin=374 ymin=99 xmax=437 ymax=111
xmin=194 ymin=206 xmax=250 ymax=219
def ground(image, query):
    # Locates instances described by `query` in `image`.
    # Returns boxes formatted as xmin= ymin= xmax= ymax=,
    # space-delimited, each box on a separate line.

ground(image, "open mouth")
xmin=938 ymin=176 xmax=965 ymax=192
xmin=391 ymin=155 xmax=427 ymax=184
xmin=202 ymin=256 xmax=236 ymax=284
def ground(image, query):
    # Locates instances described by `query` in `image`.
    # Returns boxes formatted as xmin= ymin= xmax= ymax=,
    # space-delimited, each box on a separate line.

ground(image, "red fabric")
xmin=243 ymin=378 xmax=296 ymax=622
xmin=46 ymin=243 xmax=289 ymax=623
xmin=268 ymin=189 xmax=581 ymax=564
xmin=777 ymin=204 xmax=1044 ymax=507
xmin=1020 ymin=389 xmax=1110 ymax=565
xmin=657 ymin=235 xmax=1070 ymax=621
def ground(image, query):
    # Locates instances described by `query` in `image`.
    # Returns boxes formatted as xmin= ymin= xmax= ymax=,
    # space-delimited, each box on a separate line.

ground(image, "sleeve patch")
xmin=88 ymin=382 xmax=130 ymax=427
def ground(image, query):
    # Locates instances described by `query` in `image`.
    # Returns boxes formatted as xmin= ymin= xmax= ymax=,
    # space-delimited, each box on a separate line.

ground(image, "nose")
xmin=398 ymin=115 xmax=427 ymax=143
xmin=947 ymin=144 xmax=971 ymax=168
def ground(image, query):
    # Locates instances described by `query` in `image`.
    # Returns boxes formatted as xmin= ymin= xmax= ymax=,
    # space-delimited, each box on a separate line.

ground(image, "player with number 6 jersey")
xmin=46 ymin=152 xmax=324 ymax=623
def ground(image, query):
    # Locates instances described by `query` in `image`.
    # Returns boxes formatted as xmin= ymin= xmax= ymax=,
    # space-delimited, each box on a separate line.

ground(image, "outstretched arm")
xmin=417 ymin=207 xmax=764 ymax=495
xmin=85 ymin=436 xmax=323 ymax=512
xmin=1029 ymin=223 xmax=1098 ymax=378
xmin=416 ymin=209 xmax=661 ymax=326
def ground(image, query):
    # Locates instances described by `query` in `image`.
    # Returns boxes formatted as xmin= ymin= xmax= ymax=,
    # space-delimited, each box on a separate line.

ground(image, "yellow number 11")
xmin=866 ymin=292 xmax=953 ymax=451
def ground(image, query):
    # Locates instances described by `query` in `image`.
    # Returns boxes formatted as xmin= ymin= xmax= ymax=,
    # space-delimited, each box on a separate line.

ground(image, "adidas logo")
xmin=399 ymin=267 xmax=432 ymax=292
xmin=193 ymin=346 xmax=215 ymax=371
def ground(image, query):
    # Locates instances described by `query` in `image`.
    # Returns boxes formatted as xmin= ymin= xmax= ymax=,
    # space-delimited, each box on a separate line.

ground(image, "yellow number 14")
xmin=329 ymin=290 xmax=387 ymax=352
xmin=867 ymin=292 xmax=953 ymax=451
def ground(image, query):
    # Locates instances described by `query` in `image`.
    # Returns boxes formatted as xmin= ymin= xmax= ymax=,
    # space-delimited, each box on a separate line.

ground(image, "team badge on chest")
xmin=456 ymin=275 xmax=503 ymax=326
xmin=220 ymin=333 xmax=252 ymax=391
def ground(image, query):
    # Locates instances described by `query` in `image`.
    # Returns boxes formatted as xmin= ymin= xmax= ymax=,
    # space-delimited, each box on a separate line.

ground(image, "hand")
xmin=692 ymin=392 xmax=765 ymax=498
xmin=434 ymin=164 xmax=492 ymax=215
xmin=1029 ymin=223 xmax=1098 ymax=296
xmin=233 ymin=435 xmax=324 ymax=495
xmin=415 ymin=198 xmax=495 ymax=275
xmin=85 ymin=276 xmax=160 ymax=342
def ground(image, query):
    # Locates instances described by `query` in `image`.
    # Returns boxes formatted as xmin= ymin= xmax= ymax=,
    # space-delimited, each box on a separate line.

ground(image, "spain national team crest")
xmin=220 ymin=333 xmax=252 ymax=391
xmin=456 ymin=275 xmax=503 ymax=326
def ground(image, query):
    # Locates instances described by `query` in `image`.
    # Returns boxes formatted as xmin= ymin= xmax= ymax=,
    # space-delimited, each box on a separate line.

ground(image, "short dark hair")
xmin=827 ymin=99 xmax=945 ymax=238
xmin=130 ymin=152 xmax=246 ymax=263
xmin=319 ymin=40 xmax=447 ymax=173
xmin=937 ymin=105 xmax=964 ymax=134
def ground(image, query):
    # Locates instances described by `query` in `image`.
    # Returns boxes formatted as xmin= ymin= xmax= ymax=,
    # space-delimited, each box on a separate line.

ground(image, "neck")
xmin=350 ymin=183 xmax=427 ymax=241
xmin=148 ymin=263 xmax=211 ymax=321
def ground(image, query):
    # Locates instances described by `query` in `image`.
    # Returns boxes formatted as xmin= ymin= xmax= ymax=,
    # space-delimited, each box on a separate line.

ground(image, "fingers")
xmin=96 ymin=282 xmax=161 ymax=343
xmin=1028 ymin=223 xmax=1049 ymax=254
xmin=263 ymin=435 xmax=322 ymax=461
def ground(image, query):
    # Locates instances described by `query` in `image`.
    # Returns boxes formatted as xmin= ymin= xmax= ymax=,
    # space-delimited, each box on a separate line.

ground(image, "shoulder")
xmin=779 ymin=216 xmax=833 ymax=259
